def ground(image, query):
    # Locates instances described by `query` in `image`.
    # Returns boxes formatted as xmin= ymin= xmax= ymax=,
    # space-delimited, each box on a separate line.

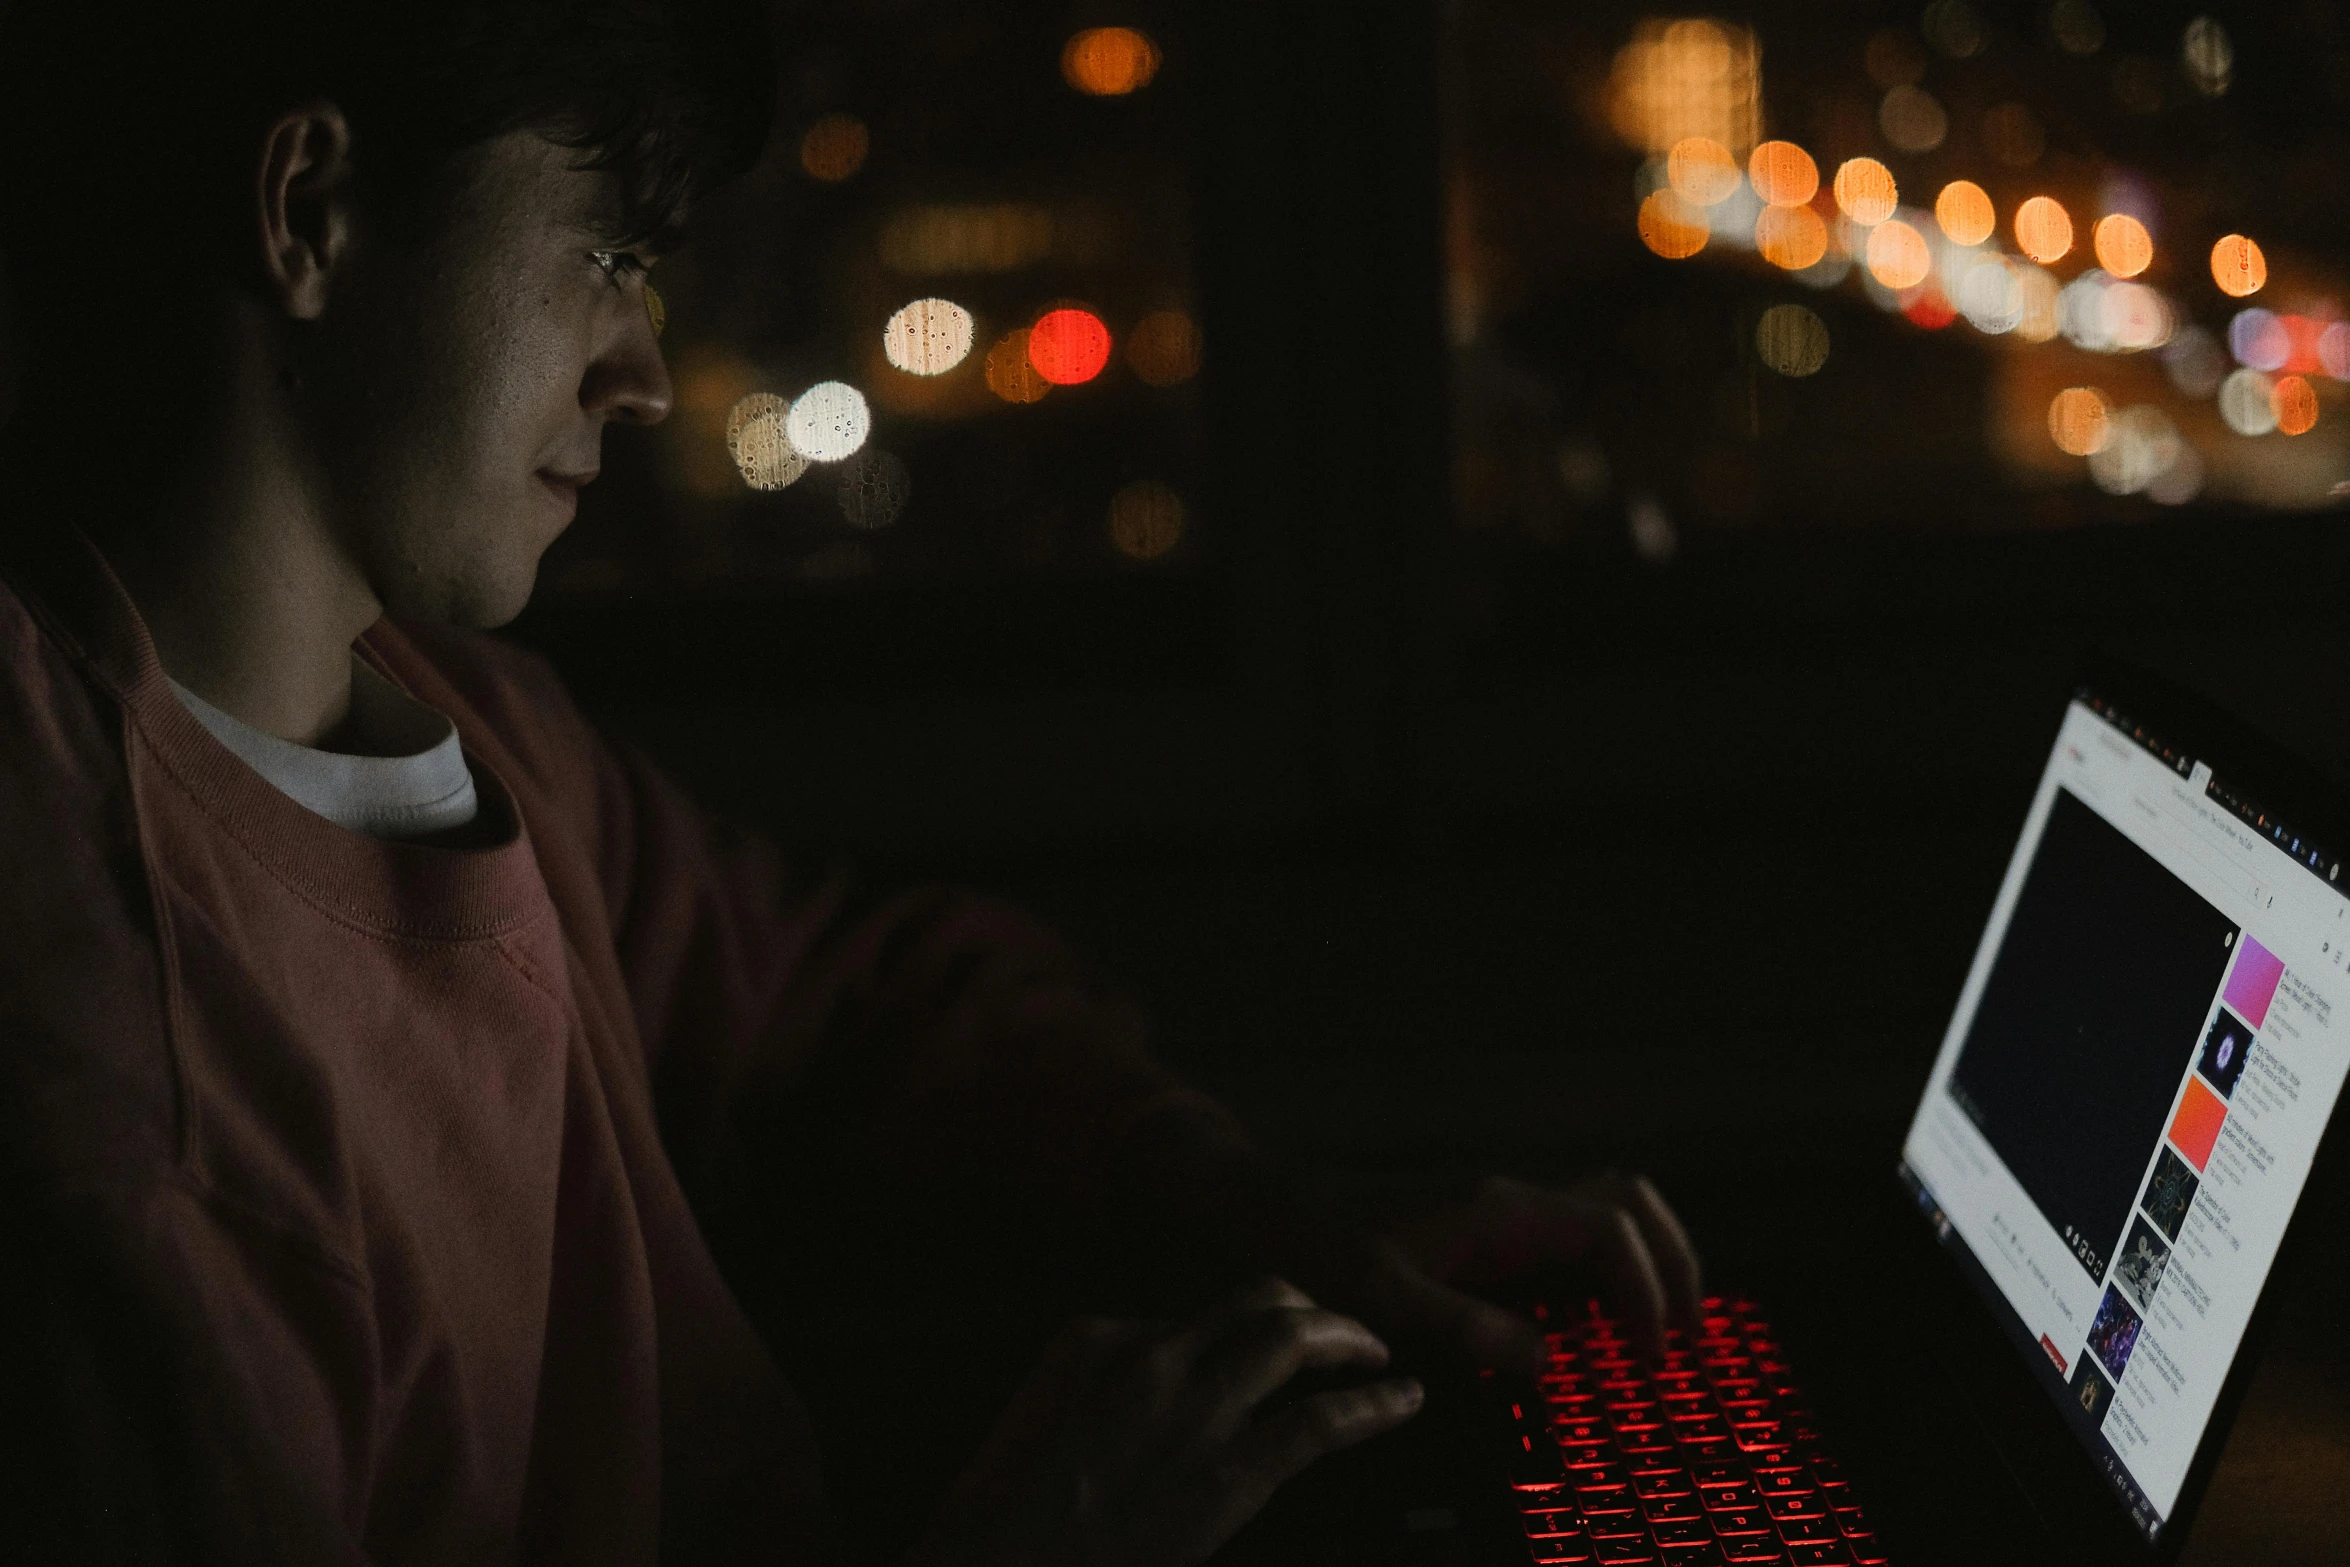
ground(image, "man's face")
xmin=300 ymin=130 xmax=671 ymax=628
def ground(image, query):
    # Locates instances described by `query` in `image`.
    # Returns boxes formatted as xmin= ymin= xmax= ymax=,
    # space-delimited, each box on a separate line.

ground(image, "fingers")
xmin=1453 ymin=1176 xmax=1673 ymax=1363
xmin=1606 ymin=1173 xmax=1705 ymax=1335
xmin=1157 ymin=1377 xmax=1425 ymax=1560
xmin=1368 ymin=1259 xmax=1548 ymax=1377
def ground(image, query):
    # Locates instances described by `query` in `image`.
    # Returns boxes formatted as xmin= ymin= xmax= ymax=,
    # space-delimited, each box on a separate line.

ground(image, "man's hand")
xmin=910 ymin=1278 xmax=1423 ymax=1567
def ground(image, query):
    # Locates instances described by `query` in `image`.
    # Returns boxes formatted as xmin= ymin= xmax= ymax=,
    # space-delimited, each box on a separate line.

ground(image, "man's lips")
xmin=536 ymin=469 xmax=597 ymax=513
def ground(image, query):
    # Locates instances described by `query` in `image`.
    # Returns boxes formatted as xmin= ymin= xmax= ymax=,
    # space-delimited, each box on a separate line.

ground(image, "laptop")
xmin=1228 ymin=662 xmax=2350 ymax=1566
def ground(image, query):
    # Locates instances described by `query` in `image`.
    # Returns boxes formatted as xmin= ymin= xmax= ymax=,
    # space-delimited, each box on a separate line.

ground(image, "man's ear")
xmin=254 ymin=103 xmax=355 ymax=322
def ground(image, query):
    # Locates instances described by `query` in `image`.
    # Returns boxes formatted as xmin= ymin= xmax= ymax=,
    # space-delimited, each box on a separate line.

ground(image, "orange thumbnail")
xmin=2168 ymin=1076 xmax=2227 ymax=1172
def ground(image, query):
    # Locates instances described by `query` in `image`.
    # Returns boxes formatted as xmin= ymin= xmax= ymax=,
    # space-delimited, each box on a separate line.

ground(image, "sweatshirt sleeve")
xmin=585 ymin=728 xmax=1196 ymax=1226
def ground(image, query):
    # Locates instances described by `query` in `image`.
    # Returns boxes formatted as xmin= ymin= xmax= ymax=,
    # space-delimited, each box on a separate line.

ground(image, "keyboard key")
xmin=1784 ymin=1545 xmax=1850 ymax=1566
xmin=1516 ymin=1483 xmax=1571 ymax=1508
xmin=1651 ymin=1519 xmax=1715 ymax=1547
xmin=1643 ymin=1496 xmax=1704 ymax=1524
xmin=1708 ymin=1509 xmax=1772 ymax=1536
xmin=1529 ymin=1536 xmax=1596 ymax=1564
xmin=1578 ymin=1485 xmax=1635 ymax=1515
xmin=1662 ymin=1546 xmax=1726 ymax=1567
xmin=1526 ymin=1510 xmax=1581 ymax=1537
xmin=1774 ymin=1516 xmax=1839 ymax=1545
xmin=1718 ymin=1541 xmax=1786 ymax=1564
xmin=1673 ymin=1419 xmax=1731 ymax=1445
xmin=1751 ymin=1468 xmax=1812 ymax=1497
xmin=1763 ymin=1495 xmax=1826 ymax=1522
xmin=1683 ymin=1441 xmax=1743 ymax=1465
xmin=1587 ymin=1514 xmax=1650 ymax=1543
xmin=1691 ymin=1465 xmax=1745 ymax=1488
xmin=1634 ymin=1470 xmax=1694 ymax=1498
xmin=1832 ymin=1508 xmax=1870 ymax=1537
xmin=1806 ymin=1460 xmax=1845 ymax=1486
xmin=1557 ymin=1420 xmax=1610 ymax=1444
xmin=1593 ymin=1543 xmax=1658 ymax=1566
xmin=1705 ymin=1484 xmax=1761 ymax=1511
xmin=1844 ymin=1537 xmax=1888 ymax=1565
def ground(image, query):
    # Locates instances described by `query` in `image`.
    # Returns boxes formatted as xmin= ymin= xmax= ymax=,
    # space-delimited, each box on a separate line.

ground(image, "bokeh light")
xmin=1934 ymin=181 xmax=1995 ymax=247
xmin=2182 ymin=17 xmax=2234 ymax=97
xmin=837 ymin=449 xmax=913 ymax=527
xmin=1126 ymin=310 xmax=1203 ymax=386
xmin=1607 ymin=19 xmax=1761 ymax=157
xmin=2164 ymin=326 xmax=2228 ymax=397
xmin=2048 ymin=386 xmax=2111 ymax=455
xmin=2274 ymin=374 xmax=2319 ymax=435
xmin=1904 ymin=287 xmax=1958 ymax=331
xmin=2219 ymin=368 xmax=2278 ymax=435
xmin=2229 ymin=308 xmax=2290 ymax=372
xmin=1879 ymin=85 xmax=1948 ymax=153
xmin=1922 ymin=0 xmax=1985 ymax=58
xmin=2014 ymin=266 xmax=2062 ymax=343
xmin=2211 ymin=235 xmax=2267 ymax=298
xmin=1028 ymin=308 xmax=1113 ymax=384
xmin=799 ymin=114 xmax=870 ymax=182
xmin=1754 ymin=204 xmax=1828 ymax=270
xmin=985 ymin=329 xmax=1052 ymax=403
xmin=882 ymin=298 xmax=976 ymax=376
xmin=1666 ymin=137 xmax=1742 ymax=206
xmin=1958 ymin=257 xmax=2023 ymax=334
xmin=2092 ymin=214 xmax=2153 ymax=278
xmin=1833 ymin=158 xmax=1898 ymax=226
xmin=2088 ymin=405 xmax=2185 ymax=495
xmin=725 ymin=393 xmax=809 ymax=491
xmin=1108 ymin=480 xmax=1186 ymax=560
xmin=785 ymin=381 xmax=872 ymax=463
xmin=2052 ymin=0 xmax=2105 ymax=54
xmin=1755 ymin=303 xmax=1829 ymax=376
xmin=2014 ymin=197 xmax=2073 ymax=264
xmin=2320 ymin=322 xmax=2350 ymax=381
xmin=1747 ymin=141 xmax=1818 ymax=207
xmin=1866 ymin=219 xmax=1931 ymax=290
xmin=2101 ymin=282 xmax=2172 ymax=351
xmin=1637 ymin=188 xmax=1710 ymax=258
xmin=1062 ymin=27 xmax=1162 ymax=96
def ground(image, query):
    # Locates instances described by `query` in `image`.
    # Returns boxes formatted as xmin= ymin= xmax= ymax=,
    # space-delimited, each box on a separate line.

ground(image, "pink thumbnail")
xmin=2223 ymin=936 xmax=2285 ymax=1028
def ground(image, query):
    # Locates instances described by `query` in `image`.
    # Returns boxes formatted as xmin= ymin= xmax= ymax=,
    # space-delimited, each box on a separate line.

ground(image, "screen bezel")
xmin=1899 ymin=654 xmax=2350 ymax=1563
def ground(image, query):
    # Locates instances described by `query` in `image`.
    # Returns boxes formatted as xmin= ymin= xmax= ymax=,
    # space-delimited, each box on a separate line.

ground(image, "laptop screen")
xmin=1898 ymin=691 xmax=2350 ymax=1544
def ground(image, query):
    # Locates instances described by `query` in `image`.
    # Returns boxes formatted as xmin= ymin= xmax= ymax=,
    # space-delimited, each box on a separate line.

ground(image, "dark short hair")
xmin=0 ymin=0 xmax=774 ymax=399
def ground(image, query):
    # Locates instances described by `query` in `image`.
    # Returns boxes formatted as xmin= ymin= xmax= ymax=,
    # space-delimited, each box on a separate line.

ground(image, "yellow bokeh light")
xmin=1866 ymin=219 xmax=1931 ymax=290
xmin=799 ymin=114 xmax=869 ymax=182
xmin=2014 ymin=266 xmax=2061 ymax=343
xmin=984 ymin=329 xmax=1052 ymax=403
xmin=2013 ymin=196 xmax=2073 ymax=264
xmin=1126 ymin=310 xmax=1203 ymax=386
xmin=1637 ymin=188 xmax=1710 ymax=259
xmin=1747 ymin=141 xmax=1819 ymax=208
xmin=725 ymin=393 xmax=809 ymax=491
xmin=2048 ymin=386 xmax=2111 ymax=456
xmin=1108 ymin=480 xmax=1186 ymax=560
xmin=882 ymin=298 xmax=976 ymax=377
xmin=1934 ymin=181 xmax=1995 ymax=247
xmin=2274 ymin=374 xmax=2319 ymax=435
xmin=1755 ymin=303 xmax=1829 ymax=377
xmin=1062 ymin=26 xmax=1162 ymax=96
xmin=2093 ymin=214 xmax=2153 ymax=278
xmin=1606 ymin=18 xmax=1762 ymax=157
xmin=1754 ymin=204 xmax=1828 ymax=270
xmin=1667 ymin=137 xmax=1742 ymax=206
xmin=2211 ymin=234 xmax=2267 ymax=297
xmin=1833 ymin=158 xmax=1898 ymax=226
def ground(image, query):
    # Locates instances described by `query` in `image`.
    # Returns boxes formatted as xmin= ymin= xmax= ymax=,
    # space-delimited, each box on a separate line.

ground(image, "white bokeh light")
xmin=786 ymin=381 xmax=872 ymax=462
xmin=882 ymin=298 xmax=976 ymax=376
xmin=2219 ymin=368 xmax=2279 ymax=436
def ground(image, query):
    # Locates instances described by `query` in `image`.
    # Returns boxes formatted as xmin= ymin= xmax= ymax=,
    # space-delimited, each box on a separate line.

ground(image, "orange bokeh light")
xmin=1754 ymin=203 xmax=1828 ymax=270
xmin=1637 ymin=189 xmax=1710 ymax=259
xmin=1833 ymin=158 xmax=1898 ymax=225
xmin=1867 ymin=219 xmax=1931 ymax=290
xmin=1062 ymin=27 xmax=1162 ymax=96
xmin=2048 ymin=386 xmax=2110 ymax=455
xmin=2093 ymin=214 xmax=2153 ymax=278
xmin=1027 ymin=308 xmax=1113 ymax=385
xmin=1125 ymin=310 xmax=1203 ymax=386
xmin=1667 ymin=136 xmax=1742 ymax=205
xmin=2211 ymin=234 xmax=2267 ymax=297
xmin=1747 ymin=140 xmax=1819 ymax=206
xmin=984 ymin=330 xmax=1051 ymax=403
xmin=2014 ymin=197 xmax=2073 ymax=264
xmin=799 ymin=114 xmax=870 ymax=182
xmin=2274 ymin=374 xmax=2319 ymax=435
xmin=1934 ymin=180 xmax=1995 ymax=246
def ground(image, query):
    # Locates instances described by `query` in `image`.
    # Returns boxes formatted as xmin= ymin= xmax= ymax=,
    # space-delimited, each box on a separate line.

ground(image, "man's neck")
xmin=84 ymin=412 xmax=387 ymax=752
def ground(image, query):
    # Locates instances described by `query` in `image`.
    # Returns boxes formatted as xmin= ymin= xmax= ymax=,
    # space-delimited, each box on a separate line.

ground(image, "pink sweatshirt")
xmin=0 ymin=526 xmax=1183 ymax=1563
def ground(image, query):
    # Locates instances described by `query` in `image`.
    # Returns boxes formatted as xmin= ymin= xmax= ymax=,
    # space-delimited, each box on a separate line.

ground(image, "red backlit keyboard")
xmin=1488 ymin=1296 xmax=1889 ymax=1567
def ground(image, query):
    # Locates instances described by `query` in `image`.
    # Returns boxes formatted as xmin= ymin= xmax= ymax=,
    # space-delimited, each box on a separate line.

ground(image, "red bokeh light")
xmin=1027 ymin=308 xmax=1113 ymax=384
xmin=1902 ymin=287 xmax=1957 ymax=331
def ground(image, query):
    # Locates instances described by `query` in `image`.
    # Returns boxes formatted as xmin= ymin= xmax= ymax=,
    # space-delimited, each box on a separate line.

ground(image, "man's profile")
xmin=0 ymin=4 xmax=1700 ymax=1561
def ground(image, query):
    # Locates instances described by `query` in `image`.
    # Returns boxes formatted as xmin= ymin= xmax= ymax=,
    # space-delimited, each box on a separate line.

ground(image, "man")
xmin=0 ymin=3 xmax=1701 ymax=1561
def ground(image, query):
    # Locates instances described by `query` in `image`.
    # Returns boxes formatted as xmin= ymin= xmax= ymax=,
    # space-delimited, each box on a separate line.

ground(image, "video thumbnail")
xmin=2197 ymin=1009 xmax=2255 ymax=1099
xmin=2114 ymin=1215 xmax=2173 ymax=1312
xmin=2222 ymin=934 xmax=2286 ymax=1029
xmin=2087 ymin=1286 xmax=2144 ymax=1381
xmin=2168 ymin=1075 xmax=2228 ymax=1172
xmin=2142 ymin=1145 xmax=2201 ymax=1241
xmin=2068 ymin=1355 xmax=2116 ymax=1427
